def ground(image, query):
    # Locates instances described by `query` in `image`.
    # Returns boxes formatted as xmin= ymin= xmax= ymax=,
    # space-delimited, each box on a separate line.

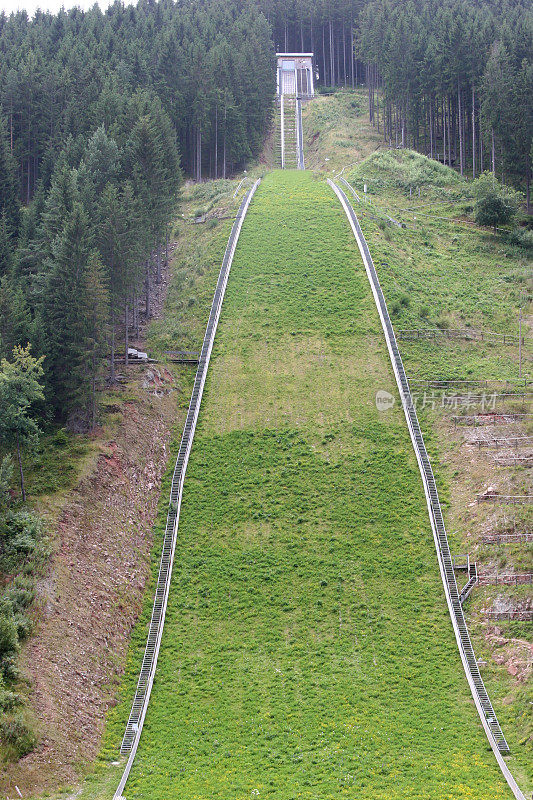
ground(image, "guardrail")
xmin=113 ymin=178 xmax=261 ymax=800
xmin=328 ymin=178 xmax=526 ymax=800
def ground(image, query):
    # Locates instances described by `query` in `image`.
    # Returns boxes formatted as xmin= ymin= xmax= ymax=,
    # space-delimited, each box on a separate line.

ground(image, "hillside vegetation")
xmin=96 ymin=171 xmax=516 ymax=800
xmin=340 ymin=130 xmax=531 ymax=790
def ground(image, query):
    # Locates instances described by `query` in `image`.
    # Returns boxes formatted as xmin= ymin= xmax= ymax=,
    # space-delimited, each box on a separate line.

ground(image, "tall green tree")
xmin=0 ymin=345 xmax=44 ymax=501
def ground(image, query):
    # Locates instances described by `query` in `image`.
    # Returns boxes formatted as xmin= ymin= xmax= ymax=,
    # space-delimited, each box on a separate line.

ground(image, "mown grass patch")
xmin=121 ymin=171 xmax=514 ymax=799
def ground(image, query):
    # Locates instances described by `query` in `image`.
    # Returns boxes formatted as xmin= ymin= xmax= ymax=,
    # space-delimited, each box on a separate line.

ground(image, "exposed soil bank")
xmin=0 ymin=380 xmax=178 ymax=797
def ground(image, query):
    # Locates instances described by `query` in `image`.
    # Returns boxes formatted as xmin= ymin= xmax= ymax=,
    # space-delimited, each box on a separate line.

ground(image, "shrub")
xmin=0 ymin=714 xmax=37 ymax=758
xmin=0 ymin=676 xmax=22 ymax=711
xmin=0 ymin=690 xmax=22 ymax=711
xmin=507 ymin=227 xmax=533 ymax=250
xmin=0 ymin=510 xmax=43 ymax=569
xmin=0 ymin=599 xmax=19 ymax=664
xmin=8 ymin=576 xmax=35 ymax=612
xmin=399 ymin=294 xmax=410 ymax=307
xmin=0 ymin=457 xmax=13 ymax=511
xmin=472 ymin=172 xmax=522 ymax=230
xmin=390 ymin=300 xmax=401 ymax=316
xmin=51 ymin=428 xmax=70 ymax=448
xmin=419 ymin=304 xmax=430 ymax=319
xmin=13 ymin=613 xmax=32 ymax=641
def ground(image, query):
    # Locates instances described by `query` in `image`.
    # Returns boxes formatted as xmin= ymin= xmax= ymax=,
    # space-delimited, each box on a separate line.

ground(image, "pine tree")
xmin=0 ymin=115 xmax=19 ymax=261
xmin=0 ymin=345 xmax=44 ymax=501
xmin=80 ymin=251 xmax=109 ymax=429
xmin=40 ymin=202 xmax=92 ymax=420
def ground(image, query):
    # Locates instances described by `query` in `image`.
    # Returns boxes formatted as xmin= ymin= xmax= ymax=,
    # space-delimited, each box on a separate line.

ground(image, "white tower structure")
xmin=276 ymin=53 xmax=314 ymax=99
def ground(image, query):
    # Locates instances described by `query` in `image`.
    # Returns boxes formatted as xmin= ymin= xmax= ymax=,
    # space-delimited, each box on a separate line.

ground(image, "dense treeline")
xmin=357 ymin=0 xmax=533 ymax=203
xmin=254 ymin=0 xmax=531 ymax=202
xmin=258 ymin=0 xmax=367 ymax=89
xmin=0 ymin=0 xmax=273 ymax=198
xmin=0 ymin=0 xmax=274 ymax=428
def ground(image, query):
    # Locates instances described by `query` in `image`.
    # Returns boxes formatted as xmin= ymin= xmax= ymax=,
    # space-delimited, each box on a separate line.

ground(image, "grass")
xmin=344 ymin=147 xmax=532 ymax=791
xmin=344 ymin=152 xmax=531 ymax=383
xmin=303 ymin=89 xmax=382 ymax=173
xmin=96 ymin=171 xmax=517 ymax=800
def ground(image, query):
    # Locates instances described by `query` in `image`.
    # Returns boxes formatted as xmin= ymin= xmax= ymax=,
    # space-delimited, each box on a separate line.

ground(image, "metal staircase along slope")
xmin=295 ymin=97 xmax=305 ymax=170
xmin=328 ymin=178 xmax=526 ymax=800
xmin=459 ymin=562 xmax=478 ymax=605
xmin=278 ymin=95 xmax=301 ymax=169
xmin=113 ymin=179 xmax=261 ymax=800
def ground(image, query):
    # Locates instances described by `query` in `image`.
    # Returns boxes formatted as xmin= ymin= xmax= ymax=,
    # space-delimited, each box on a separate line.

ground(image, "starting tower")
xmin=276 ymin=53 xmax=314 ymax=99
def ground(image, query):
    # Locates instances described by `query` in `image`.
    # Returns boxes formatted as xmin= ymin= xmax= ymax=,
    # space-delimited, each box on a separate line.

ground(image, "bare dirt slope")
xmin=0 ymin=379 xmax=178 ymax=797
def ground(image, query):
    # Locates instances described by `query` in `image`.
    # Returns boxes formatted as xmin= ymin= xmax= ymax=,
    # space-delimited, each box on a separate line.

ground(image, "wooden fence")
xmin=399 ymin=328 xmax=524 ymax=345
xmin=409 ymin=377 xmax=533 ymax=390
xmin=477 ymin=495 xmax=533 ymax=505
xmin=478 ymin=573 xmax=533 ymax=587
xmin=482 ymin=533 xmax=533 ymax=545
xmin=453 ymin=413 xmax=533 ymax=427
xmin=485 ymin=610 xmax=533 ymax=621
xmin=474 ymin=435 xmax=533 ymax=449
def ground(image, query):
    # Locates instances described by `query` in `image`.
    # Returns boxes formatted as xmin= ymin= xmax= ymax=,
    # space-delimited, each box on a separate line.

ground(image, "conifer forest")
xmin=0 ymin=0 xmax=531 ymax=425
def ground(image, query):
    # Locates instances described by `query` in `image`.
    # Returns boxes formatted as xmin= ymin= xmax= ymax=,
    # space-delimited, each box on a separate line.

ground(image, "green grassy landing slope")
xmin=124 ymin=171 xmax=512 ymax=799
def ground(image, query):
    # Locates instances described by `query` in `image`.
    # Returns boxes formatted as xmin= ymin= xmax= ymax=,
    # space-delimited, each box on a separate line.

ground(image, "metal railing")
xmin=113 ymin=179 xmax=261 ymax=800
xmin=328 ymin=178 xmax=526 ymax=800
xmin=280 ymin=95 xmax=285 ymax=169
xmin=296 ymin=97 xmax=305 ymax=170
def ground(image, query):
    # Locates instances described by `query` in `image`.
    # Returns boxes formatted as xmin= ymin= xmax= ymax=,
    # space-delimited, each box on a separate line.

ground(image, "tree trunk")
xmin=447 ymin=96 xmax=452 ymax=167
xmin=429 ymin=100 xmax=434 ymax=158
xmin=376 ymin=67 xmax=380 ymax=133
xmin=342 ymin=23 xmax=347 ymax=87
xmin=125 ymin=303 xmax=129 ymax=366
xmin=16 ymin=435 xmax=25 ymax=503
xmin=491 ymin=127 xmax=495 ymax=175
xmin=322 ymin=25 xmax=327 ymax=87
xmin=442 ymin=102 xmax=446 ymax=164
xmin=350 ymin=23 xmax=354 ymax=89
xmin=223 ymin=100 xmax=227 ymax=179
xmin=110 ymin=308 xmax=116 ymax=382
xmin=472 ymin=86 xmax=476 ymax=180
xmin=458 ymin=84 xmax=464 ymax=176
xmin=145 ymin=259 xmax=151 ymax=319
xmin=196 ymin=126 xmax=202 ymax=182
xmin=329 ymin=19 xmax=334 ymax=87
xmin=156 ymin=241 xmax=162 ymax=285
xmin=214 ymin=105 xmax=218 ymax=179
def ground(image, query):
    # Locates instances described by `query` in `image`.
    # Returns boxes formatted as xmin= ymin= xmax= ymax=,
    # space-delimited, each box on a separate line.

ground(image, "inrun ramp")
xmin=119 ymin=171 xmax=517 ymax=800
